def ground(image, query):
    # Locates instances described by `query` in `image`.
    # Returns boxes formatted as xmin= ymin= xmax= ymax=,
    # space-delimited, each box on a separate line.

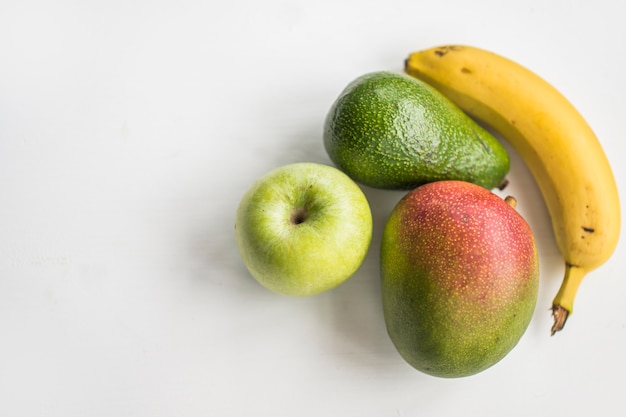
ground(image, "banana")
xmin=404 ymin=45 xmax=620 ymax=335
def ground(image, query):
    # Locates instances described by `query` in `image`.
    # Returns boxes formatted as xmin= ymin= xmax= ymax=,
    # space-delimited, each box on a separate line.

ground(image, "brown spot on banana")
xmin=433 ymin=45 xmax=462 ymax=57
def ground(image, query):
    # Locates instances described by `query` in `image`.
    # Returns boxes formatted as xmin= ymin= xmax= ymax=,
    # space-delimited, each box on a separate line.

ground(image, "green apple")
xmin=235 ymin=162 xmax=373 ymax=296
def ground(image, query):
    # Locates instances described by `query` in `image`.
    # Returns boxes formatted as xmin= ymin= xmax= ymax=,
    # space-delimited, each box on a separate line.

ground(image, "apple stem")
xmin=290 ymin=207 xmax=308 ymax=225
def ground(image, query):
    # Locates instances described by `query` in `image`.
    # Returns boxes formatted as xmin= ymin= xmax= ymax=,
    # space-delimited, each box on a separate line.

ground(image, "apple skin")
xmin=235 ymin=162 xmax=373 ymax=296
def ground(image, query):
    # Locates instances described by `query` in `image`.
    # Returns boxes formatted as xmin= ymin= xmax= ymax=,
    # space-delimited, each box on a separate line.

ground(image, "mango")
xmin=381 ymin=180 xmax=539 ymax=378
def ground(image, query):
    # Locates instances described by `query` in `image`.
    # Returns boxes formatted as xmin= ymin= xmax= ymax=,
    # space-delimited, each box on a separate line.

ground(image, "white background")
xmin=1 ymin=0 xmax=625 ymax=416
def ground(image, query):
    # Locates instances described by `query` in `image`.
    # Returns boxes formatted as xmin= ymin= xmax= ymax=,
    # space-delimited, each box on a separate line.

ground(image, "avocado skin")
xmin=381 ymin=181 xmax=539 ymax=378
xmin=324 ymin=71 xmax=509 ymax=190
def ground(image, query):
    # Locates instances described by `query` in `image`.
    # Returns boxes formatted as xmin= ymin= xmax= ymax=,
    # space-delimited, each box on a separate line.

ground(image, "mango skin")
xmin=381 ymin=180 xmax=539 ymax=378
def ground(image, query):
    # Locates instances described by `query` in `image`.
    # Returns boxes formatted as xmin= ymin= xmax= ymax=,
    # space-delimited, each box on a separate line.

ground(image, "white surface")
xmin=1 ymin=0 xmax=625 ymax=416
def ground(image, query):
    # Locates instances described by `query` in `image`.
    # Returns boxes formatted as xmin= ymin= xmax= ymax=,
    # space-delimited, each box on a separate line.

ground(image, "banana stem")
xmin=551 ymin=263 xmax=587 ymax=335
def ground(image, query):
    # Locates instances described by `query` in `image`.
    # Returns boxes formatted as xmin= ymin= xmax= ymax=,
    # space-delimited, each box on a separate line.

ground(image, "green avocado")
xmin=323 ymin=71 xmax=509 ymax=190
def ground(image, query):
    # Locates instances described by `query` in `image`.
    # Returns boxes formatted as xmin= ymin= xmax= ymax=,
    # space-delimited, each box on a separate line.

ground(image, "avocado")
xmin=323 ymin=71 xmax=509 ymax=190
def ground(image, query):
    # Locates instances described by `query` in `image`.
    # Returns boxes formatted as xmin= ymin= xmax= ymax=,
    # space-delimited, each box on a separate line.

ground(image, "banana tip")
xmin=550 ymin=305 xmax=569 ymax=335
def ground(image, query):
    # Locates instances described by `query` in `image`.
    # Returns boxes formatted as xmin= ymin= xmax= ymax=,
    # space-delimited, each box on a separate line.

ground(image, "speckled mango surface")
xmin=381 ymin=180 xmax=539 ymax=378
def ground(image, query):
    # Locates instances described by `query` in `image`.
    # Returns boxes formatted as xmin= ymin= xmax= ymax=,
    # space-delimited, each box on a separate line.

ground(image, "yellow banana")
xmin=404 ymin=45 xmax=620 ymax=335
